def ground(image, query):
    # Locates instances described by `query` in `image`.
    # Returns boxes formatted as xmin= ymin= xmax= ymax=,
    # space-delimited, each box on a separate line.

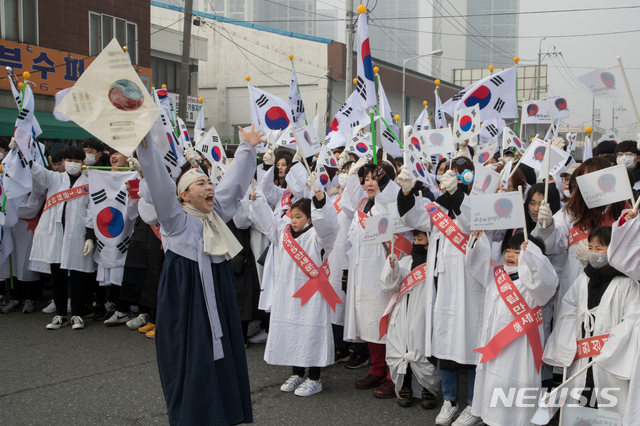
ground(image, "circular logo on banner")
xmin=212 ymin=146 xmax=222 ymax=162
xmin=527 ymin=104 xmax=539 ymax=116
xmin=512 ymin=136 xmax=522 ymax=148
xmin=494 ymin=199 xmax=513 ymax=217
xmin=555 ymin=98 xmax=567 ymax=110
xmin=320 ymin=173 xmax=330 ymax=185
xmin=598 ymin=174 xmax=616 ymax=192
xmin=304 ymin=131 xmax=312 ymax=145
xmin=378 ymin=217 xmax=388 ymax=233
xmin=534 ymin=146 xmax=546 ymax=162
xmin=411 ymin=137 xmax=421 ymax=151
xmin=482 ymin=175 xmax=492 ymax=191
xmin=429 ymin=133 xmax=444 ymax=145
xmin=464 ymin=86 xmax=491 ymax=110
xmin=459 ymin=115 xmax=473 ymax=132
xmin=264 ymin=107 xmax=290 ymax=130
xmin=478 ymin=152 xmax=491 ymax=164
xmin=601 ymin=72 xmax=615 ymax=89
xmin=329 ymin=157 xmax=338 ymax=167
xmin=108 ymin=80 xmax=144 ymax=111
xmin=97 ymin=207 xmax=125 ymax=238
xmin=356 ymin=142 xmax=368 ymax=153
xmin=416 ymin=162 xmax=425 ymax=177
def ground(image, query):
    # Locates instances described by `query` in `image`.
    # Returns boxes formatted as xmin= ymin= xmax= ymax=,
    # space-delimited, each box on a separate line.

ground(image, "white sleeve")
xmin=519 ymin=241 xmax=559 ymax=306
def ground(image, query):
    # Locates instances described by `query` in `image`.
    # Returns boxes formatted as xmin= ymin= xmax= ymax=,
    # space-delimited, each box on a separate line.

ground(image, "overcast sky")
xmin=320 ymin=0 xmax=640 ymax=139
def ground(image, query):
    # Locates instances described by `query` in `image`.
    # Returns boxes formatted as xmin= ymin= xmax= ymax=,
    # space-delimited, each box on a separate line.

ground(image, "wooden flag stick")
xmin=617 ymin=56 xmax=640 ymax=127
xmin=82 ymin=165 xmax=134 ymax=171
xmin=519 ymin=185 xmax=534 ymax=282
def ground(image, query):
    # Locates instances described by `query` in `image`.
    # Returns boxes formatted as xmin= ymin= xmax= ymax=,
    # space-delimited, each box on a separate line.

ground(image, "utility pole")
xmin=178 ymin=0 xmax=193 ymax=120
xmin=612 ymin=102 xmax=626 ymax=133
xmin=345 ymin=0 xmax=354 ymax=97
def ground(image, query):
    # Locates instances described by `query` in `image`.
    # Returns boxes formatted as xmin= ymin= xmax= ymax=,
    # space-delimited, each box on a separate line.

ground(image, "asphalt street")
xmin=0 ymin=294 xmax=471 ymax=426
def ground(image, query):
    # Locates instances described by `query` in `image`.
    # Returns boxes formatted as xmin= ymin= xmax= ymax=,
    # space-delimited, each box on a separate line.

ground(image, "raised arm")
xmin=213 ymin=141 xmax=257 ymax=223
xmin=519 ymin=241 xmax=558 ymax=306
xmin=311 ymin=191 xmax=339 ymax=253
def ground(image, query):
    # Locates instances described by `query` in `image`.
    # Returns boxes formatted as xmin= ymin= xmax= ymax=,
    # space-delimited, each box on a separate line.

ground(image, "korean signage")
xmin=0 ymin=39 xmax=152 ymax=96
xmin=167 ymin=92 xmax=201 ymax=123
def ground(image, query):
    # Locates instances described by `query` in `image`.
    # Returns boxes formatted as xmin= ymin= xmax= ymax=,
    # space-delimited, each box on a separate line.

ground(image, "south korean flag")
xmin=89 ymin=170 xmax=139 ymax=278
xmin=345 ymin=132 xmax=374 ymax=160
xmin=195 ymin=125 xmax=228 ymax=169
xmin=404 ymin=146 xmax=431 ymax=185
xmin=453 ymin=105 xmax=481 ymax=144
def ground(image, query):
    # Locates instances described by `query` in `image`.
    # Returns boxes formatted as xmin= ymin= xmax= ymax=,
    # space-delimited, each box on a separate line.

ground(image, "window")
xmin=0 ymin=0 xmax=38 ymax=44
xmin=89 ymin=12 xmax=138 ymax=64
xmin=151 ymin=57 xmax=182 ymax=93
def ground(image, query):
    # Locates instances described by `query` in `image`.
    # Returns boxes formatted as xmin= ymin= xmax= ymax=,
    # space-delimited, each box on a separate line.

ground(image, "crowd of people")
xmin=2 ymin=127 xmax=640 ymax=426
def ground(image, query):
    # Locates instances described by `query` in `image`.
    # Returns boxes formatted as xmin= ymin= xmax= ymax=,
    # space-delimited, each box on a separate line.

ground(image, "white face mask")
xmin=436 ymin=174 xmax=443 ymax=183
xmin=617 ymin=155 xmax=636 ymax=170
xmin=564 ymin=189 xmax=571 ymax=198
xmin=338 ymin=173 xmax=348 ymax=189
xmin=84 ymin=153 xmax=97 ymax=166
xmin=503 ymin=265 xmax=519 ymax=274
xmin=65 ymin=162 xmax=82 ymax=176
xmin=588 ymin=252 xmax=608 ymax=269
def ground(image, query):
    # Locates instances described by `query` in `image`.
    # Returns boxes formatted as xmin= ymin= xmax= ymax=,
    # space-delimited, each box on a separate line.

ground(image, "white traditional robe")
xmin=467 ymin=236 xmax=557 ymax=426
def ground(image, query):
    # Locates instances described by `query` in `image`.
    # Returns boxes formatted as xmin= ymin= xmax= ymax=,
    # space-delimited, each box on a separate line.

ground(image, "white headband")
xmin=177 ymin=168 xmax=207 ymax=198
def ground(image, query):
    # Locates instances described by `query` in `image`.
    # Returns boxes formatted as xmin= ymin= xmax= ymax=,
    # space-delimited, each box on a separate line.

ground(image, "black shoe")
xmin=335 ymin=348 xmax=350 ymax=363
xmin=397 ymin=387 xmax=413 ymax=407
xmin=421 ymin=388 xmax=437 ymax=410
xmin=345 ymin=352 xmax=370 ymax=369
xmin=80 ymin=304 xmax=95 ymax=319
xmin=92 ymin=304 xmax=107 ymax=321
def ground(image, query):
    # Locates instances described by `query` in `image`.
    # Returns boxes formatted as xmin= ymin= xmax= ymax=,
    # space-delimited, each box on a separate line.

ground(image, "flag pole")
xmin=519 ymin=185 xmax=534 ymax=282
xmin=545 ymin=97 xmax=558 ymax=139
xmin=514 ymin=56 xmax=520 ymax=136
xmin=289 ymin=55 xmax=308 ymax=126
xmin=82 ymin=165 xmax=134 ymax=171
xmin=617 ymin=56 xmax=640 ymax=126
xmin=370 ymin=107 xmax=377 ymax=165
xmin=519 ymin=92 xmax=525 ymax=144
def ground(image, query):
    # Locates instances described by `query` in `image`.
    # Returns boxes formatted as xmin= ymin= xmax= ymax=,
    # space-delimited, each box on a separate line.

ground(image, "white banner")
xmin=577 ymin=66 xmax=626 ymax=99
xmin=295 ymin=122 xmax=321 ymax=157
xmin=362 ymin=213 xmax=393 ymax=245
xmin=471 ymin=165 xmax=500 ymax=196
xmin=522 ymin=96 xmax=570 ymax=124
xmin=415 ymin=128 xmax=454 ymax=156
xmin=471 ymin=191 xmax=525 ymax=230
xmin=520 ymin=139 xmax=569 ymax=174
xmin=576 ymin=164 xmax=633 ymax=208
xmin=474 ymin=142 xmax=498 ymax=166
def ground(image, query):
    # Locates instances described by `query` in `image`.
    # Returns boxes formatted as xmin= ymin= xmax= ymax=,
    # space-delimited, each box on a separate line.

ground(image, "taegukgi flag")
xmin=288 ymin=67 xmax=306 ymax=128
xmin=195 ymin=125 xmax=228 ymax=169
xmin=55 ymin=38 xmax=160 ymax=157
xmin=356 ymin=9 xmax=376 ymax=108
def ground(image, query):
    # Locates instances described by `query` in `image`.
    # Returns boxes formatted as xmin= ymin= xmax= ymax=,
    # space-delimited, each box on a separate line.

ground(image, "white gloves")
xmin=8 ymin=137 xmax=16 ymax=150
xmin=537 ymin=202 xmax=554 ymax=228
xmin=83 ymin=239 xmax=94 ymax=256
xmin=440 ymin=170 xmax=458 ymax=195
xmin=293 ymin=144 xmax=303 ymax=163
xmin=348 ymin=157 xmax=367 ymax=176
xmin=575 ymin=239 xmax=589 ymax=266
xmin=127 ymin=157 xmax=141 ymax=173
xmin=306 ymin=171 xmax=317 ymax=190
xmin=263 ymin=147 xmax=275 ymax=166
xmin=456 ymin=139 xmax=470 ymax=158
xmin=184 ymin=149 xmax=200 ymax=168
xmin=397 ymin=165 xmax=415 ymax=194
xmin=552 ymin=137 xmax=566 ymax=150
xmin=338 ymin=149 xmax=349 ymax=166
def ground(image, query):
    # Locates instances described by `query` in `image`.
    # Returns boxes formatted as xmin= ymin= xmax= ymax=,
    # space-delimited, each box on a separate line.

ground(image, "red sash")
xmin=574 ymin=334 xmax=609 ymax=361
xmin=334 ymin=196 xmax=342 ymax=215
xmin=22 ymin=217 xmax=39 ymax=232
xmin=425 ymin=202 xmax=469 ymax=254
xmin=42 ymin=185 xmax=89 ymax=212
xmin=150 ymin=224 xmax=162 ymax=242
xmin=474 ymin=265 xmax=544 ymax=372
xmin=568 ymin=213 xmax=621 ymax=247
xmin=357 ymin=210 xmax=412 ymax=258
xmin=282 ymin=225 xmax=343 ymax=312
xmin=379 ymin=265 xmax=426 ymax=339
xmin=281 ymin=189 xmax=292 ymax=209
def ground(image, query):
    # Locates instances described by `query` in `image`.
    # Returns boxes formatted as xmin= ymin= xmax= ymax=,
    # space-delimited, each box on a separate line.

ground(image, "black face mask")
xmin=412 ymin=243 xmax=428 ymax=256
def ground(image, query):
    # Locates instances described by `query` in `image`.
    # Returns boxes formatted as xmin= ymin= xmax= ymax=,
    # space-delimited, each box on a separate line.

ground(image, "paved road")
xmin=0 ymin=295 xmax=472 ymax=425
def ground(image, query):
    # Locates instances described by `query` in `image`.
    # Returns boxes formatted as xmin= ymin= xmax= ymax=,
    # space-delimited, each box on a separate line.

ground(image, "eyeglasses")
xmin=616 ymin=152 xmax=637 ymax=157
xmin=445 ymin=158 xmax=467 ymax=166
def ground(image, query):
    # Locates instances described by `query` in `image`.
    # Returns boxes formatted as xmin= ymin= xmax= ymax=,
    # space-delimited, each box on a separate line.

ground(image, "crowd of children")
xmin=2 ymin=129 xmax=640 ymax=426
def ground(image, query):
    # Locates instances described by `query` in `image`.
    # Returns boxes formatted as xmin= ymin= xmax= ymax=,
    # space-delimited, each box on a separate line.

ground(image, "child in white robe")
xmin=248 ymin=188 xmax=339 ymax=397
xmin=466 ymin=232 xmax=557 ymax=426
xmin=543 ymin=226 xmax=640 ymax=419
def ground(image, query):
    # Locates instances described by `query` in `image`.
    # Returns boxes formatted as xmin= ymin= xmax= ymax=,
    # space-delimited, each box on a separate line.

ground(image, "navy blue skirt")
xmin=156 ymin=250 xmax=253 ymax=426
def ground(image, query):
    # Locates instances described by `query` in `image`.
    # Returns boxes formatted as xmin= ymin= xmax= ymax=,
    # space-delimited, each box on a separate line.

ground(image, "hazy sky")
xmin=319 ymin=0 xmax=640 ymax=139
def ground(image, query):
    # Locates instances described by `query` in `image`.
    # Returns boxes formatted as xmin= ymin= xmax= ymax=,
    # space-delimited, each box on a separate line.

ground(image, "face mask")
xmin=457 ymin=183 xmax=469 ymax=193
xmin=503 ymin=265 xmax=519 ymax=274
xmin=564 ymin=189 xmax=571 ymax=198
xmin=339 ymin=173 xmax=348 ymax=188
xmin=84 ymin=153 xmax=97 ymax=166
xmin=65 ymin=162 xmax=82 ymax=176
xmin=436 ymin=175 xmax=442 ymax=183
xmin=617 ymin=155 xmax=635 ymax=170
xmin=588 ymin=252 xmax=608 ymax=269
xmin=412 ymin=243 xmax=428 ymax=256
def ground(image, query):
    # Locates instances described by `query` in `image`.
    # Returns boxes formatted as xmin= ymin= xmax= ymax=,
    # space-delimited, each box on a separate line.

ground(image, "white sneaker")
xmin=436 ymin=401 xmax=460 ymax=426
xmin=248 ymin=330 xmax=268 ymax=344
xmin=451 ymin=406 xmax=483 ymax=426
xmin=71 ymin=316 xmax=85 ymax=330
xmin=22 ymin=299 xmax=35 ymax=313
xmin=294 ymin=378 xmax=322 ymax=397
xmin=126 ymin=313 xmax=149 ymax=330
xmin=280 ymin=375 xmax=304 ymax=392
xmin=42 ymin=299 xmax=56 ymax=314
xmin=104 ymin=311 xmax=129 ymax=325
xmin=46 ymin=315 xmax=68 ymax=330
